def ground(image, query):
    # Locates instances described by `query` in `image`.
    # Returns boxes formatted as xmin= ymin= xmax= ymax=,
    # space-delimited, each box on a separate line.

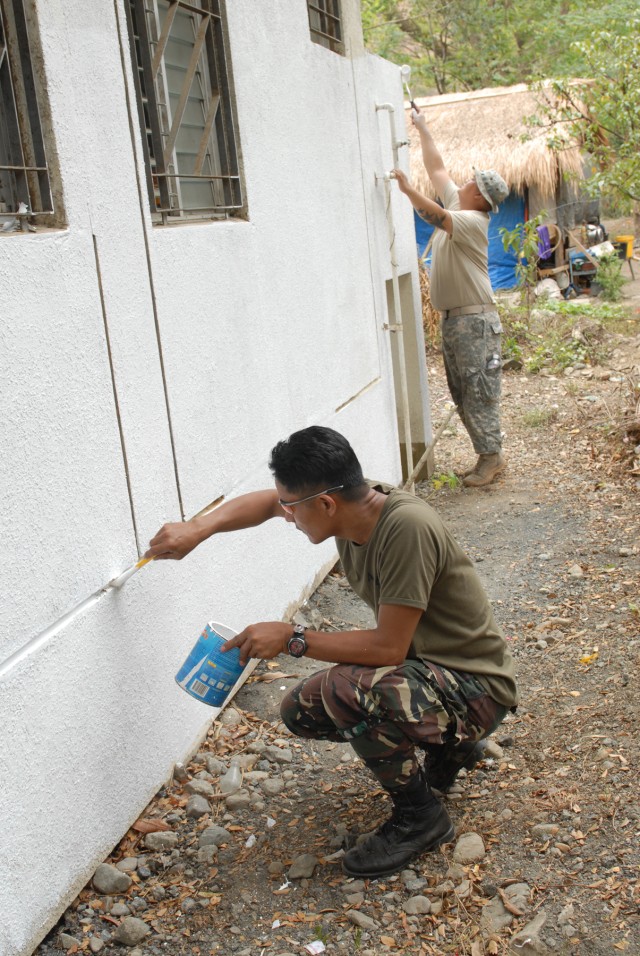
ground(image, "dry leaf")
xmin=498 ymin=888 xmax=525 ymax=917
xmin=471 ymin=941 xmax=484 ymax=956
xmin=254 ymin=671 xmax=300 ymax=683
xmin=380 ymin=936 xmax=396 ymax=947
xmin=132 ymin=817 xmax=171 ymax=834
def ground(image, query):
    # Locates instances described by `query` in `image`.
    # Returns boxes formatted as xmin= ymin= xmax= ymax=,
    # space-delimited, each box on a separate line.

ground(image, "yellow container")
xmin=614 ymin=235 xmax=634 ymax=257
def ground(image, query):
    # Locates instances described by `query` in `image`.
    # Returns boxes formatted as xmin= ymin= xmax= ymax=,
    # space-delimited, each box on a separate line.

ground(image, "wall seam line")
xmin=113 ymin=0 xmax=186 ymax=524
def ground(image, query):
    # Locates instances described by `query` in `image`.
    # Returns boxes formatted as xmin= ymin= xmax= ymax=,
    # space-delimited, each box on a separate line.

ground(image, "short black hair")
xmin=269 ymin=426 xmax=367 ymax=500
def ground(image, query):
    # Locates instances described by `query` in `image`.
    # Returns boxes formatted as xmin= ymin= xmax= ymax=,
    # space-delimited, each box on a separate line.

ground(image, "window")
xmin=125 ymin=0 xmax=243 ymax=224
xmin=0 ymin=0 xmax=53 ymax=218
xmin=307 ymin=0 xmax=343 ymax=55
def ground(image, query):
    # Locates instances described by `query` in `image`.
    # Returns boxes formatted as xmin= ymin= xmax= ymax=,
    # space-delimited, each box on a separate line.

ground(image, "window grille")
xmin=125 ymin=0 xmax=243 ymax=223
xmin=307 ymin=0 xmax=343 ymax=55
xmin=0 ymin=0 xmax=53 ymax=217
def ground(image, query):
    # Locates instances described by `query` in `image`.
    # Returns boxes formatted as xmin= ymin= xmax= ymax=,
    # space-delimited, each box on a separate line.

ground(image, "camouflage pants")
xmin=280 ymin=660 xmax=507 ymax=790
xmin=441 ymin=312 xmax=502 ymax=455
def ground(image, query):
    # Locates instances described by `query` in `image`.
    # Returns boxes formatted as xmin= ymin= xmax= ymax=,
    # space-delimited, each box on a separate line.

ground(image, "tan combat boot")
xmin=463 ymin=452 xmax=506 ymax=487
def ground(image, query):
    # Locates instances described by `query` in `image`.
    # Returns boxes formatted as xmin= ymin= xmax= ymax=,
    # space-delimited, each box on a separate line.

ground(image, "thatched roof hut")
xmin=406 ymin=83 xmax=585 ymax=214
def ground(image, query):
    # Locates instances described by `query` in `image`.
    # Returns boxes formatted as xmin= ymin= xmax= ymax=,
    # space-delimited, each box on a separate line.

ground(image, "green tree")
xmin=535 ymin=24 xmax=640 ymax=210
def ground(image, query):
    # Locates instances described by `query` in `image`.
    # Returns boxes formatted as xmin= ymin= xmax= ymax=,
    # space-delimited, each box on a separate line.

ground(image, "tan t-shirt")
xmin=336 ymin=484 xmax=518 ymax=708
xmin=429 ymin=180 xmax=495 ymax=312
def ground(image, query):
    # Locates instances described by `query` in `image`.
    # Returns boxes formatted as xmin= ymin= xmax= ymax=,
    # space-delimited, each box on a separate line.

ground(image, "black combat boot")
xmin=341 ymin=769 xmax=455 ymax=878
xmin=425 ymin=739 xmax=484 ymax=794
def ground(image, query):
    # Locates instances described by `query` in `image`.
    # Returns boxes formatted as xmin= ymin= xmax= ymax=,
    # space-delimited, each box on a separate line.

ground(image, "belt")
xmin=441 ymin=304 xmax=497 ymax=319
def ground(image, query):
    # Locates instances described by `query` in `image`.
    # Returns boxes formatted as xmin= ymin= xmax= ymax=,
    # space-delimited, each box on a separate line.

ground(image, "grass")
xmin=430 ymin=472 xmax=460 ymax=491
xmin=521 ymin=407 xmax=559 ymax=427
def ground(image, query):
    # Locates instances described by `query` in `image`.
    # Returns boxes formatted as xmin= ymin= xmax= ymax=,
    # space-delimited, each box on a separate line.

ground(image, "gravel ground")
xmin=36 ymin=298 xmax=639 ymax=956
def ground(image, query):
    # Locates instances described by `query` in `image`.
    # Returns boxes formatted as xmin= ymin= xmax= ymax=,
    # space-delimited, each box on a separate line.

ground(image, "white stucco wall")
xmin=0 ymin=2 xmax=429 ymax=953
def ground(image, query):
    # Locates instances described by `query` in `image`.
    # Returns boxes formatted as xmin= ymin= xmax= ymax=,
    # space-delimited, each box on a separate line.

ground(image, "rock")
xmin=531 ymin=823 xmax=559 ymax=840
xmin=225 ymin=791 xmax=252 ymax=810
xmin=446 ymin=863 xmax=466 ymax=881
xmin=111 ymin=902 xmax=131 ymax=917
xmin=185 ymin=779 xmax=215 ymax=797
xmin=186 ymin=794 xmax=210 ymax=818
xmin=345 ymin=892 xmax=365 ymax=905
xmin=261 ymin=778 xmax=285 ymax=796
xmin=59 ymin=934 xmax=82 ymax=951
xmin=113 ymin=917 xmax=151 ymax=946
xmin=264 ymin=745 xmax=293 ymax=764
xmin=220 ymin=707 xmax=242 ymax=726
xmin=173 ymin=762 xmax=189 ymax=782
xmin=430 ymin=900 xmax=443 ymax=915
xmin=144 ymin=831 xmax=179 ymax=851
xmin=235 ymin=753 xmax=259 ymax=771
xmin=205 ymin=756 xmax=228 ymax=775
xmin=504 ymin=883 xmax=531 ymax=913
xmin=116 ymin=857 xmax=138 ymax=872
xmin=481 ymin=897 xmax=513 ymax=933
xmin=200 ymin=825 xmax=232 ymax=847
xmin=403 ymin=895 xmax=431 ymax=915
xmin=288 ymin=853 xmax=318 ymax=880
xmin=341 ymin=880 xmax=366 ymax=894
xmin=346 ymin=909 xmax=378 ymax=930
xmin=482 ymin=739 xmax=504 ymax=760
xmin=455 ymin=879 xmax=472 ymax=899
xmin=93 ymin=863 xmax=132 ymax=894
xmin=558 ymin=902 xmax=574 ymax=926
xmin=509 ymin=910 xmax=549 ymax=953
xmin=452 ymin=832 xmax=486 ymax=864
xmin=198 ymin=845 xmax=218 ymax=864
xmin=89 ymin=939 xmax=105 ymax=954
xmin=568 ymin=564 xmax=584 ymax=578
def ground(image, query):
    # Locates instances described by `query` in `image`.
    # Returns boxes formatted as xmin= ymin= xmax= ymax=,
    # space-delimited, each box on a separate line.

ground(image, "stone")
xmin=116 ymin=857 xmax=138 ymax=872
xmin=173 ymin=762 xmax=189 ymax=782
xmin=509 ymin=910 xmax=549 ymax=953
xmin=482 ymin=739 xmax=504 ymax=760
xmin=261 ymin=778 xmax=285 ymax=796
xmin=531 ymin=823 xmax=559 ymax=840
xmin=200 ymin=825 xmax=232 ymax=847
xmin=288 ymin=853 xmax=318 ymax=880
xmin=113 ymin=917 xmax=151 ymax=947
xmin=481 ymin=897 xmax=513 ymax=933
xmin=220 ymin=707 xmax=242 ymax=726
xmin=110 ymin=902 xmax=131 ymax=917
xmin=341 ymin=880 xmax=366 ymax=894
xmin=452 ymin=832 xmax=486 ymax=864
xmin=346 ymin=909 xmax=378 ymax=930
xmin=59 ymin=934 xmax=82 ymax=951
xmin=89 ymin=939 xmax=105 ymax=954
xmin=185 ymin=779 xmax=215 ymax=798
xmin=403 ymin=895 xmax=431 ymax=915
xmin=198 ymin=845 xmax=218 ymax=864
xmin=186 ymin=794 xmax=210 ymax=818
xmin=93 ymin=863 xmax=132 ymax=894
xmin=205 ymin=756 xmax=228 ymax=775
xmin=225 ymin=791 xmax=252 ymax=810
xmin=144 ymin=831 xmax=179 ymax=851
xmin=264 ymin=745 xmax=293 ymax=764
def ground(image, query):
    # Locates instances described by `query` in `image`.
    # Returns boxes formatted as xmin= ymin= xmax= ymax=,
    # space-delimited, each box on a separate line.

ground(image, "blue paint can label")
xmin=175 ymin=621 xmax=246 ymax=708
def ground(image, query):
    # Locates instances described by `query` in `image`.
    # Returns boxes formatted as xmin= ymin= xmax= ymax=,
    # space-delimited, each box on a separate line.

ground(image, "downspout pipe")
xmin=375 ymin=102 xmax=414 ymax=483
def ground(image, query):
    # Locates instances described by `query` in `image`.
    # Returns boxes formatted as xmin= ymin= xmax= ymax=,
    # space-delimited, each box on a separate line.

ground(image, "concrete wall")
xmin=0 ymin=2 xmax=429 ymax=953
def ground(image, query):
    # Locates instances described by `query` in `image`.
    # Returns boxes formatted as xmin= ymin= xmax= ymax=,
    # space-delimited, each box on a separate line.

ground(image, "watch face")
xmin=288 ymin=636 xmax=306 ymax=658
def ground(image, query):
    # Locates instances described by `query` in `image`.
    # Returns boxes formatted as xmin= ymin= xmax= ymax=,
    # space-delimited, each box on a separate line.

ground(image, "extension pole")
xmin=402 ymin=405 xmax=457 ymax=491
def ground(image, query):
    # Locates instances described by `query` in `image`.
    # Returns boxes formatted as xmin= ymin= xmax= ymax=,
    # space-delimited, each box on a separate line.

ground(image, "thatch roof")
xmin=407 ymin=83 xmax=584 ymax=199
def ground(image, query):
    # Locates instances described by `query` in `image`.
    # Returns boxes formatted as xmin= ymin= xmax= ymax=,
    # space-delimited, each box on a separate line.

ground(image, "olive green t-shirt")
xmin=335 ymin=483 xmax=518 ymax=708
xmin=429 ymin=180 xmax=496 ymax=312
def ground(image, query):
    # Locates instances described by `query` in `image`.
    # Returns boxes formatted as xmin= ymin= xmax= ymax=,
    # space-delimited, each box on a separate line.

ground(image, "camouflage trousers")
xmin=280 ymin=660 xmax=507 ymax=790
xmin=441 ymin=312 xmax=502 ymax=455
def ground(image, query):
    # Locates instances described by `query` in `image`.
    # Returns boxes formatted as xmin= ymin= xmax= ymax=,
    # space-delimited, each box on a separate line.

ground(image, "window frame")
xmin=306 ymin=0 xmax=344 ymax=55
xmin=125 ymin=0 xmax=243 ymax=225
xmin=0 ymin=0 xmax=54 ymax=220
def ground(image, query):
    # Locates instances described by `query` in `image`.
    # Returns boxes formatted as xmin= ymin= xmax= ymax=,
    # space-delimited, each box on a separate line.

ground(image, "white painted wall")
xmin=0 ymin=2 xmax=429 ymax=953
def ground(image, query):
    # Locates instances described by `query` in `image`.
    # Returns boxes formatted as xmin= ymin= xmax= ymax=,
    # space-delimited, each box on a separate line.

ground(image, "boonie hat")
xmin=474 ymin=168 xmax=508 ymax=213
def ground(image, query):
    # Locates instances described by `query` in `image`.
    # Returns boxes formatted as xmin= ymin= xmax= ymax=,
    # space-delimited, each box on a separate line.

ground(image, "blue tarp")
xmin=414 ymin=190 xmax=526 ymax=291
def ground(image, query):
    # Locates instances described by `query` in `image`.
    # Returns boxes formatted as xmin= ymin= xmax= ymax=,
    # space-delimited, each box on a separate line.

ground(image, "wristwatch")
xmin=287 ymin=624 xmax=307 ymax=658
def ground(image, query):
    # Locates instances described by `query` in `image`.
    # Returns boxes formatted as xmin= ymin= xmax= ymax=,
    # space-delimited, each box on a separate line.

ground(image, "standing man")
xmin=393 ymin=110 xmax=509 ymax=488
xmin=146 ymin=426 xmax=518 ymax=878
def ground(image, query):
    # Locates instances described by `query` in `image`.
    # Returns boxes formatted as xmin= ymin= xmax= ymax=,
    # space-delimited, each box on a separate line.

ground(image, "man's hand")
xmin=145 ymin=519 xmax=203 ymax=560
xmin=221 ymin=622 xmax=291 ymax=666
xmin=392 ymin=168 xmax=411 ymax=195
xmin=410 ymin=108 xmax=428 ymax=132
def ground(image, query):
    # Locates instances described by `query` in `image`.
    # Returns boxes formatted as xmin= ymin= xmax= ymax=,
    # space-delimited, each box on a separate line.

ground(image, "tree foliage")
xmin=361 ymin=0 xmax=639 ymax=96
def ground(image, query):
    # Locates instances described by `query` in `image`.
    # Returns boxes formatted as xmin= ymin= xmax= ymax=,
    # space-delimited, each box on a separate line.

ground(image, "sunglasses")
xmin=278 ymin=484 xmax=344 ymax=514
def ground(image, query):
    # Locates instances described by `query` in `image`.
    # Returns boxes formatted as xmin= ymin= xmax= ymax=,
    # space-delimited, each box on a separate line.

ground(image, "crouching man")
xmin=146 ymin=426 xmax=518 ymax=878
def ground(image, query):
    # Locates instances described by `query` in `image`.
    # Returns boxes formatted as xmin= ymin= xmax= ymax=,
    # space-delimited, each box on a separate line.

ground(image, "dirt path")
xmin=38 ymin=302 xmax=639 ymax=956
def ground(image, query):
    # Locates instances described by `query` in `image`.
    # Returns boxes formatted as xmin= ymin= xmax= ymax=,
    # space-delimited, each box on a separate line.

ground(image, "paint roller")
xmin=400 ymin=64 xmax=418 ymax=112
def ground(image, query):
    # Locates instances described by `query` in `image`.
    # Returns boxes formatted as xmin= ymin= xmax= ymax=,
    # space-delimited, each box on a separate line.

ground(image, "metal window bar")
xmin=0 ymin=0 xmax=52 ymax=215
xmin=307 ymin=0 xmax=343 ymax=54
xmin=125 ymin=0 xmax=242 ymax=222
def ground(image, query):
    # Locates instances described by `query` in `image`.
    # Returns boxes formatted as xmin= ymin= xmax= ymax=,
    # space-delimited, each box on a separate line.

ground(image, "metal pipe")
xmin=376 ymin=102 xmax=414 ymax=482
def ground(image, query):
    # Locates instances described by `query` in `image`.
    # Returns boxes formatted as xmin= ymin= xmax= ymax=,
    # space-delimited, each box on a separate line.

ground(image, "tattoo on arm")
xmin=417 ymin=207 xmax=447 ymax=230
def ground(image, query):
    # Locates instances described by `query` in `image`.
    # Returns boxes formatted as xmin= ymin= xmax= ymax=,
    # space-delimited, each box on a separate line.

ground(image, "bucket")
xmin=175 ymin=621 xmax=246 ymax=708
xmin=614 ymin=235 xmax=634 ymax=258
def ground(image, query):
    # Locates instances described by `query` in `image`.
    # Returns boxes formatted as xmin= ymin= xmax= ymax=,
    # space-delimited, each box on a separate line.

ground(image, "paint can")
xmin=175 ymin=621 xmax=246 ymax=708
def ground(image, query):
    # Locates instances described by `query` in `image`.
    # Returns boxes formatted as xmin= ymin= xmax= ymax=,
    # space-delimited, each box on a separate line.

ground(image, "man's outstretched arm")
xmin=411 ymin=110 xmax=451 ymax=200
xmin=145 ymin=490 xmax=283 ymax=561
xmin=392 ymin=169 xmax=452 ymax=236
